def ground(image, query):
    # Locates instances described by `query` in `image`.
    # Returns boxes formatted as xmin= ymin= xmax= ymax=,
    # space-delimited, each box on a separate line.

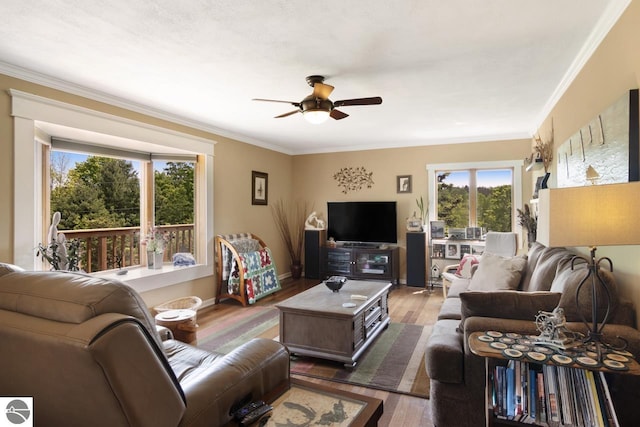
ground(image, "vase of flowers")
xmin=142 ymin=224 xmax=169 ymax=269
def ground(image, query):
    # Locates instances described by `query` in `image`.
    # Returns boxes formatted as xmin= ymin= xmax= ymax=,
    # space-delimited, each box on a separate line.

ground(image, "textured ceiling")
xmin=0 ymin=1 xmax=630 ymax=154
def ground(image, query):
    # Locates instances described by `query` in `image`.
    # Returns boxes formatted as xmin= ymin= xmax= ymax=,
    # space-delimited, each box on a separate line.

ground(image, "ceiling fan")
xmin=253 ymin=75 xmax=382 ymax=124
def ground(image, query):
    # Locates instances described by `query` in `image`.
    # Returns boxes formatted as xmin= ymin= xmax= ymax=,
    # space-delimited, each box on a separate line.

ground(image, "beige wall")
xmin=535 ymin=0 xmax=640 ymax=319
xmin=1 ymin=0 xmax=639 ymax=314
xmin=0 ymin=74 xmax=293 ymax=308
xmin=292 ymin=140 xmax=532 ymax=278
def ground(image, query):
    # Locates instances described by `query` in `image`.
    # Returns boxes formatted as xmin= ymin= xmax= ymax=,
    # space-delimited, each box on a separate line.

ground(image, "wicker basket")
xmin=154 ymin=296 xmax=203 ymax=315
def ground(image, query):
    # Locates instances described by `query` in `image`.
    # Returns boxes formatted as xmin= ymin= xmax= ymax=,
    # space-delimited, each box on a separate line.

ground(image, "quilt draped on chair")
xmin=227 ymin=247 xmax=280 ymax=304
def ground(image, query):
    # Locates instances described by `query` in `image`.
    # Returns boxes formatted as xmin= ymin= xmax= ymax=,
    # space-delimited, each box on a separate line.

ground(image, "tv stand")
xmin=341 ymin=242 xmax=380 ymax=249
xmin=324 ymin=245 xmax=399 ymax=285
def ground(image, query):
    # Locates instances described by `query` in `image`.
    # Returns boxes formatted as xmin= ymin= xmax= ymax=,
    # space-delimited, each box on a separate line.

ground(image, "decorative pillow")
xmin=550 ymin=263 xmax=618 ymax=323
xmin=467 ymin=253 xmax=527 ymax=291
xmin=459 ymin=291 xmax=562 ymax=330
xmin=455 ymin=254 xmax=480 ymax=279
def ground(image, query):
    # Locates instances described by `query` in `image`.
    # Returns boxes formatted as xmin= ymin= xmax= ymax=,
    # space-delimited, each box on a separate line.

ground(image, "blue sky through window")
xmin=440 ymin=169 xmax=511 ymax=187
xmin=52 ymin=151 xmax=166 ymax=174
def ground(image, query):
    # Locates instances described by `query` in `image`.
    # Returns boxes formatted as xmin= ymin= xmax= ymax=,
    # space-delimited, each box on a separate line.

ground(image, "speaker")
xmin=406 ymin=232 xmax=426 ymax=287
xmin=304 ymin=229 xmax=326 ymax=279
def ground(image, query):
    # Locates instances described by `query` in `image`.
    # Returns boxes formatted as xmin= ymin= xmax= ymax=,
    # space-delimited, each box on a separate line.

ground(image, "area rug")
xmin=197 ymin=306 xmax=431 ymax=398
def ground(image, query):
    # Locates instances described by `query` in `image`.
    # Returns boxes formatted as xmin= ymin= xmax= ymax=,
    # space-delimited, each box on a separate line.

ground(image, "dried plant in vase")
xmin=271 ymin=199 xmax=311 ymax=279
xmin=517 ymin=204 xmax=537 ymax=248
xmin=534 ymin=122 xmax=554 ymax=173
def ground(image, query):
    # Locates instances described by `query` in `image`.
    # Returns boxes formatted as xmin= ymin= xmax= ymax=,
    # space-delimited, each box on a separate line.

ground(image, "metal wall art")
xmin=333 ymin=167 xmax=374 ymax=194
xmin=557 ymin=89 xmax=639 ymax=187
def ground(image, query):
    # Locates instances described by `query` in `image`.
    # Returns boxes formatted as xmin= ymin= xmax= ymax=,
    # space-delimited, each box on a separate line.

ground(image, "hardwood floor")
xmin=197 ymin=279 xmax=444 ymax=427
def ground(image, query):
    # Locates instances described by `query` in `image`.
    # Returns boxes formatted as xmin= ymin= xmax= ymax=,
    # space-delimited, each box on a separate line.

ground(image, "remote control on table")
xmin=240 ymin=403 xmax=273 ymax=426
xmin=233 ymin=400 xmax=266 ymax=421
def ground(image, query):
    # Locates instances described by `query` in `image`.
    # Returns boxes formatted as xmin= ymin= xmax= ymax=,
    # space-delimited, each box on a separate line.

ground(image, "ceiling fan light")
xmin=303 ymin=109 xmax=330 ymax=124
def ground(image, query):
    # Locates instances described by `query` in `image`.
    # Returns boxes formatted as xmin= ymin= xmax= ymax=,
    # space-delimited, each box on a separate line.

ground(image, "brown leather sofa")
xmin=425 ymin=243 xmax=640 ymax=427
xmin=0 ymin=263 xmax=290 ymax=427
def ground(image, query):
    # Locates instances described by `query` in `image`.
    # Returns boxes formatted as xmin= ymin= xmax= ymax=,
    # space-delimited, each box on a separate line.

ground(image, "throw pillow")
xmin=459 ymin=291 xmax=562 ymax=330
xmin=550 ymin=263 xmax=618 ymax=323
xmin=467 ymin=253 xmax=527 ymax=291
xmin=455 ymin=254 xmax=480 ymax=279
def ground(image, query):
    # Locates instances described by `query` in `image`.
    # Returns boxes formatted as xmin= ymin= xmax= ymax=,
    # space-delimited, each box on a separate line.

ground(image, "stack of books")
xmin=491 ymin=360 xmax=619 ymax=426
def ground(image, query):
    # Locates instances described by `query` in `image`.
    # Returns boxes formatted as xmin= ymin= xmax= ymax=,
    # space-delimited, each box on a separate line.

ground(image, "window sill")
xmin=93 ymin=263 xmax=213 ymax=293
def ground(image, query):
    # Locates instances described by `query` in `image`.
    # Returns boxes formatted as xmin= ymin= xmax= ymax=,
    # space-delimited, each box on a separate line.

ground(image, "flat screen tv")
xmin=327 ymin=201 xmax=397 ymax=245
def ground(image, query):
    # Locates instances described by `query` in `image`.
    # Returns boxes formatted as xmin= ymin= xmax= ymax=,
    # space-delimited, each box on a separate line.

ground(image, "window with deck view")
xmin=48 ymin=147 xmax=195 ymax=273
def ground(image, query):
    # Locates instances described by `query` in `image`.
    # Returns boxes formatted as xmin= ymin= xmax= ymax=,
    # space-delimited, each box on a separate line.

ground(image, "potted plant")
xmin=416 ymin=196 xmax=428 ymax=230
xmin=36 ymin=238 xmax=81 ymax=271
xmin=36 ymin=211 xmax=82 ymax=271
xmin=272 ymin=199 xmax=310 ymax=279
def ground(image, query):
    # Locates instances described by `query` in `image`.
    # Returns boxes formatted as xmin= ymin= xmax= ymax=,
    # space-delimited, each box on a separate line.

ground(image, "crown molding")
xmin=0 ymin=61 xmax=294 ymax=155
xmin=292 ymin=131 xmax=532 ymax=155
xmin=532 ymin=0 xmax=632 ymax=132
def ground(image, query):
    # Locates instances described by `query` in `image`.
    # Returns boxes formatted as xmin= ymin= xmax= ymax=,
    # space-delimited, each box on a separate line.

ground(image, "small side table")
xmin=155 ymin=309 xmax=198 ymax=343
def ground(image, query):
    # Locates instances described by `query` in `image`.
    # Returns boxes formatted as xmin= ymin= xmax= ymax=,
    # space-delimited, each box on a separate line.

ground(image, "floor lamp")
xmin=537 ymin=182 xmax=640 ymax=358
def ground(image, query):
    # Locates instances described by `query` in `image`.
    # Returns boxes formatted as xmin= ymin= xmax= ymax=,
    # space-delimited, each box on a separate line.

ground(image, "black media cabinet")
xmin=323 ymin=245 xmax=399 ymax=285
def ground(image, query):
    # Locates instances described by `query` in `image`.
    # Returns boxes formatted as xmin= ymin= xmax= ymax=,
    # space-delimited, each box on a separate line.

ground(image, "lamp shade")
xmin=537 ymin=182 xmax=640 ymax=247
xmin=303 ymin=109 xmax=330 ymax=124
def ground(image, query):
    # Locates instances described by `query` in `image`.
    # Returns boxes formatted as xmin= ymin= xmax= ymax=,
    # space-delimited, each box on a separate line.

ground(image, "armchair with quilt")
xmin=215 ymin=233 xmax=281 ymax=306
xmin=0 ymin=263 xmax=290 ymax=427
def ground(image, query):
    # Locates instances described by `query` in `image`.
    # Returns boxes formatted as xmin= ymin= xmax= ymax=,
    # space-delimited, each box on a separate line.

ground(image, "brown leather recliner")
xmin=0 ymin=264 xmax=290 ymax=427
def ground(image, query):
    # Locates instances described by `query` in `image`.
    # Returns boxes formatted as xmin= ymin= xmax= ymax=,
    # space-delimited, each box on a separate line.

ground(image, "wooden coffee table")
xmin=276 ymin=280 xmax=391 ymax=369
xmin=268 ymin=378 xmax=383 ymax=427
xmin=226 ymin=378 xmax=383 ymax=427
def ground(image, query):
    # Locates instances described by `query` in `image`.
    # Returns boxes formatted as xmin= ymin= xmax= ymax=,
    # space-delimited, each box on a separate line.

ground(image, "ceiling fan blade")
xmin=275 ymin=110 xmax=301 ymax=118
xmin=330 ymin=109 xmax=349 ymax=120
xmin=312 ymin=83 xmax=334 ymax=100
xmin=333 ymin=97 xmax=383 ymax=107
xmin=253 ymin=98 xmax=301 ymax=107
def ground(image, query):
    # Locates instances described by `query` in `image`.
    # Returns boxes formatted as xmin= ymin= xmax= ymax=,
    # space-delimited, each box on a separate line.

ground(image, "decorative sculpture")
xmin=534 ymin=307 xmax=581 ymax=350
xmin=37 ymin=211 xmax=81 ymax=271
xmin=46 ymin=211 xmax=69 ymax=270
xmin=304 ymin=212 xmax=325 ymax=230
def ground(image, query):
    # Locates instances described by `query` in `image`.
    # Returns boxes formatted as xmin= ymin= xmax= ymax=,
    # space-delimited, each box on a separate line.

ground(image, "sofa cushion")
xmin=518 ymin=242 xmax=547 ymax=291
xmin=460 ymin=291 xmax=562 ymax=326
xmin=447 ymin=277 xmax=471 ymax=298
xmin=425 ymin=319 xmax=465 ymax=384
xmin=551 ymin=263 xmax=619 ymax=323
xmin=438 ymin=297 xmax=463 ymax=320
xmin=467 ymin=253 xmax=527 ymax=291
xmin=522 ymin=246 xmax=573 ymax=292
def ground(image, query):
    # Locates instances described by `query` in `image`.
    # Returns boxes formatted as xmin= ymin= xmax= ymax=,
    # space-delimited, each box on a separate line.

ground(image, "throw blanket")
xmin=228 ymin=248 xmax=280 ymax=304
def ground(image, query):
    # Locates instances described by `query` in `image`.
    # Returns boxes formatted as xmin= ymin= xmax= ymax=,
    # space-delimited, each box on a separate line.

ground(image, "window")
xmin=11 ymin=89 xmax=214 ymax=292
xmin=427 ymin=161 xmax=523 ymax=234
xmin=48 ymin=146 xmax=196 ymax=273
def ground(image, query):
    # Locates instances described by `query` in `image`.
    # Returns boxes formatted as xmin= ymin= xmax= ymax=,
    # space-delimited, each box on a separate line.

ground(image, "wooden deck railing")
xmin=61 ymin=224 xmax=195 ymax=273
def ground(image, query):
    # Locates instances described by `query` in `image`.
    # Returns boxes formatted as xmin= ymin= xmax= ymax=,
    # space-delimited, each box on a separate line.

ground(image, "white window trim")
xmin=10 ymin=89 xmax=215 ymax=292
xmin=426 ymin=160 xmax=524 ymax=232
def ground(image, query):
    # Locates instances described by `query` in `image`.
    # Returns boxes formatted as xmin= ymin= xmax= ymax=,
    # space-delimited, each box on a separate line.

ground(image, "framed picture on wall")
xmin=397 ymin=175 xmax=412 ymax=193
xmin=252 ymin=171 xmax=268 ymax=205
